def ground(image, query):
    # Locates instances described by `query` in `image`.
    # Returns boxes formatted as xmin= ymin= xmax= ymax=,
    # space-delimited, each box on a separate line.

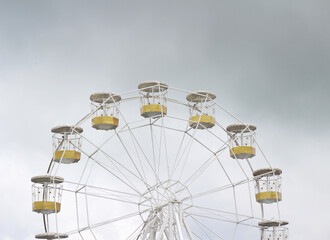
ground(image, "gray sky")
xmin=0 ymin=0 xmax=330 ymax=239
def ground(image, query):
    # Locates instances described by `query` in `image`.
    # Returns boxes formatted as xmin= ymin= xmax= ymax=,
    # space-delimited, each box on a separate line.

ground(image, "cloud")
xmin=0 ymin=0 xmax=329 ymax=239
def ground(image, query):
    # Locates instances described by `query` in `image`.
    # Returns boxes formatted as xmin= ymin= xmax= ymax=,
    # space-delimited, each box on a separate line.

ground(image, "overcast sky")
xmin=0 ymin=0 xmax=330 ymax=239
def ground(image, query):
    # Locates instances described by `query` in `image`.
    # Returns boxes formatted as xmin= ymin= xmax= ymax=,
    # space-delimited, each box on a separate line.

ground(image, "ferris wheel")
xmin=31 ymin=82 xmax=289 ymax=240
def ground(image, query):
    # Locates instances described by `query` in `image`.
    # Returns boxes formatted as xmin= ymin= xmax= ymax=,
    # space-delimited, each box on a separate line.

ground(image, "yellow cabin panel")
xmin=141 ymin=104 xmax=167 ymax=118
xmin=92 ymin=116 xmax=119 ymax=130
xmin=230 ymin=146 xmax=256 ymax=159
xmin=189 ymin=115 xmax=215 ymax=129
xmin=54 ymin=150 xmax=81 ymax=164
xmin=33 ymin=201 xmax=61 ymax=214
xmin=256 ymin=191 xmax=282 ymax=203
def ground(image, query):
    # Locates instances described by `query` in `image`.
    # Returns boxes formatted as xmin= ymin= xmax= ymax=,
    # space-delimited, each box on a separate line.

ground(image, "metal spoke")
xmin=67 ymin=210 xmax=148 ymax=235
xmin=36 ymin=85 xmax=283 ymax=240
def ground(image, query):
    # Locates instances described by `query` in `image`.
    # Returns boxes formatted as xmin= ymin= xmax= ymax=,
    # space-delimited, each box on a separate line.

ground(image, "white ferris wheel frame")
xmin=43 ymin=85 xmax=283 ymax=240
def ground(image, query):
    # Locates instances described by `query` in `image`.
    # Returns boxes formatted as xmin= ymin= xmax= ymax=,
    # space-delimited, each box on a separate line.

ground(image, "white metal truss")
xmin=40 ymin=85 xmax=285 ymax=240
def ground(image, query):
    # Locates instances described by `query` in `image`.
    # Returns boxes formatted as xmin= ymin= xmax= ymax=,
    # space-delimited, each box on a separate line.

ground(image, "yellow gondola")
xmin=90 ymin=92 xmax=121 ymax=130
xmin=226 ymin=123 xmax=256 ymax=159
xmin=186 ymin=91 xmax=216 ymax=129
xmin=51 ymin=125 xmax=83 ymax=164
xmin=31 ymin=175 xmax=63 ymax=214
xmin=138 ymin=81 xmax=168 ymax=118
xmin=253 ymin=168 xmax=282 ymax=204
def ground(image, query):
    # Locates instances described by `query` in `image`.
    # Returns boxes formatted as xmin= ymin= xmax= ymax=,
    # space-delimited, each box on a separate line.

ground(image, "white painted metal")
xmin=39 ymin=84 xmax=287 ymax=240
